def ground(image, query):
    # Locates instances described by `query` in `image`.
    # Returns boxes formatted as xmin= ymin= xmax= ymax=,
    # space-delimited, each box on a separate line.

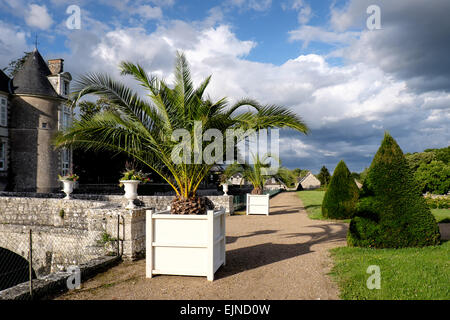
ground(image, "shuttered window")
xmin=0 ymin=98 xmax=7 ymax=127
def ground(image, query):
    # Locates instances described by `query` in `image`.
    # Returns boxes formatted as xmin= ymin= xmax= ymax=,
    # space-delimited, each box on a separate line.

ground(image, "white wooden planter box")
xmin=246 ymin=194 xmax=270 ymax=215
xmin=146 ymin=207 xmax=226 ymax=281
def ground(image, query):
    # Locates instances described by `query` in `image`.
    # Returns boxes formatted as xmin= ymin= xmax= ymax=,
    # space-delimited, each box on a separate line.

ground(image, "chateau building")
xmin=0 ymin=49 xmax=73 ymax=192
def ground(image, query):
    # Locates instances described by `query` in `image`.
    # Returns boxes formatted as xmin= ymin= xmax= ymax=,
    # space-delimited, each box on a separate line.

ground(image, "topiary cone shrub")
xmin=347 ymin=133 xmax=440 ymax=248
xmin=322 ymin=160 xmax=359 ymax=219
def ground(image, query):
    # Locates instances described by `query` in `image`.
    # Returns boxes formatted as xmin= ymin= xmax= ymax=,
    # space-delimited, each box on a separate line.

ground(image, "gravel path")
xmin=57 ymin=192 xmax=348 ymax=300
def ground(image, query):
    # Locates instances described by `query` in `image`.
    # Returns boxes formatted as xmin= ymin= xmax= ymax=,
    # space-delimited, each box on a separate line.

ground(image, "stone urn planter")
xmin=61 ymin=180 xmax=74 ymax=199
xmin=222 ymin=183 xmax=229 ymax=196
xmin=146 ymin=206 xmax=226 ymax=281
xmin=246 ymin=194 xmax=270 ymax=215
xmin=120 ymin=180 xmax=140 ymax=209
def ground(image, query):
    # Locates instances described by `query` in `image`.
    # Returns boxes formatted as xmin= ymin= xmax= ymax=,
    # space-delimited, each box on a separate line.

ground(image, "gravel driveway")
xmin=57 ymin=192 xmax=348 ymax=300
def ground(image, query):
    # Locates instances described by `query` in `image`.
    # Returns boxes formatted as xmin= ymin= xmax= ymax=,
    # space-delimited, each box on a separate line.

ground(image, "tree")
xmin=317 ymin=166 xmax=331 ymax=186
xmin=347 ymin=133 xmax=440 ymax=248
xmin=414 ymin=160 xmax=450 ymax=195
xmin=54 ymin=52 xmax=309 ymax=214
xmin=359 ymin=167 xmax=369 ymax=183
xmin=292 ymin=168 xmax=302 ymax=177
xmin=322 ymin=160 xmax=359 ymax=219
xmin=73 ymin=98 xmax=137 ymax=185
xmin=3 ymin=52 xmax=32 ymax=77
xmin=222 ymin=154 xmax=295 ymax=194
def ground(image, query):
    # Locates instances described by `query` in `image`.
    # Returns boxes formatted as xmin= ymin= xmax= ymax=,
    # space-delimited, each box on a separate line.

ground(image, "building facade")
xmin=0 ymin=49 xmax=72 ymax=192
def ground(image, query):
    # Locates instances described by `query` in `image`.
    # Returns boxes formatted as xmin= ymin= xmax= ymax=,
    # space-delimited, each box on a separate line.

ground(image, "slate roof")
xmin=11 ymin=49 xmax=60 ymax=98
xmin=0 ymin=69 xmax=10 ymax=93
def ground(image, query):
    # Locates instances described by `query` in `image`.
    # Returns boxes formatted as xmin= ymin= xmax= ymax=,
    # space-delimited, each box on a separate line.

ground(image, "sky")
xmin=0 ymin=0 xmax=449 ymax=174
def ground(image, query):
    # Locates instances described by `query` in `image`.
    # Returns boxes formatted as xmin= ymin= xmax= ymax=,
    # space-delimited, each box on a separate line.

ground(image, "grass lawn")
xmin=298 ymin=190 xmax=450 ymax=299
xmin=297 ymin=190 xmax=351 ymax=223
xmin=330 ymin=241 xmax=450 ymax=299
xmin=432 ymin=208 xmax=450 ymax=223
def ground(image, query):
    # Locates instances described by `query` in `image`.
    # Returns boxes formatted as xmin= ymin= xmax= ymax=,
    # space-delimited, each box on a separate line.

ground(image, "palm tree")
xmin=54 ymin=52 xmax=308 ymax=214
xmin=221 ymin=154 xmax=295 ymax=194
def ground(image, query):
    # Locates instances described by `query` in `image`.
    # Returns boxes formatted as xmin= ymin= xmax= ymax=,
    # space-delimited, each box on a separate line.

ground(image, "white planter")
xmin=61 ymin=180 xmax=74 ymax=199
xmin=222 ymin=184 xmax=229 ymax=196
xmin=246 ymin=194 xmax=270 ymax=215
xmin=120 ymin=180 xmax=140 ymax=209
xmin=146 ymin=207 xmax=226 ymax=281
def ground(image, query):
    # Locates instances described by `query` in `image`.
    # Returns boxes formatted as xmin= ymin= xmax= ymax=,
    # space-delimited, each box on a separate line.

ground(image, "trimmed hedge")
xmin=322 ymin=160 xmax=359 ymax=219
xmin=347 ymin=133 xmax=440 ymax=248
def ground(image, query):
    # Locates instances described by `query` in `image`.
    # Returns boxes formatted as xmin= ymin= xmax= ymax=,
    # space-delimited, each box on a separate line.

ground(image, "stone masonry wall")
xmin=0 ymin=194 xmax=233 ymax=274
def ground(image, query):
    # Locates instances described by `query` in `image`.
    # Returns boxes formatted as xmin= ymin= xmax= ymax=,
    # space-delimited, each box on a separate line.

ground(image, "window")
xmin=0 ymin=142 xmax=6 ymax=171
xmin=61 ymin=148 xmax=70 ymax=176
xmin=0 ymin=98 xmax=7 ymax=127
xmin=60 ymin=105 xmax=72 ymax=130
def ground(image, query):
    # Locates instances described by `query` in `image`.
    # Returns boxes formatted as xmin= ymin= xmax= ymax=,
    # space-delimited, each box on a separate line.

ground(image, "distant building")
xmin=228 ymin=173 xmax=251 ymax=186
xmin=0 ymin=49 xmax=73 ymax=192
xmin=354 ymin=179 xmax=363 ymax=189
xmin=296 ymin=171 xmax=321 ymax=190
xmin=264 ymin=177 xmax=286 ymax=191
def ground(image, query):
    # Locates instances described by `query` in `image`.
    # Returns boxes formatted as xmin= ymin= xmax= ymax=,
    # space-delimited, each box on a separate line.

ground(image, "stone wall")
xmin=0 ymin=193 xmax=233 ymax=276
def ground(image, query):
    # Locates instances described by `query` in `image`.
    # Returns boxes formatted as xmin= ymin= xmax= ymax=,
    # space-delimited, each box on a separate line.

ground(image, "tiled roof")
xmin=11 ymin=49 xmax=60 ymax=98
xmin=0 ymin=70 xmax=10 ymax=93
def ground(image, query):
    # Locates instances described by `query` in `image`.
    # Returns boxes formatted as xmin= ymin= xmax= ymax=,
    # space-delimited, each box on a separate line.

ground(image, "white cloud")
xmin=228 ymin=0 xmax=272 ymax=12
xmin=25 ymin=4 xmax=54 ymax=30
xmin=0 ymin=21 xmax=28 ymax=69
xmin=60 ymin=18 xmax=448 ymax=172
xmin=133 ymin=5 xmax=163 ymax=20
xmin=289 ymin=25 xmax=360 ymax=48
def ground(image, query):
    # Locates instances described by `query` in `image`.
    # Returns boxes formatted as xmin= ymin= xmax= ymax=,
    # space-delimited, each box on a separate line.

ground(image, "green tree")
xmin=347 ymin=133 xmax=440 ymax=248
xmin=359 ymin=167 xmax=369 ymax=183
xmin=317 ymin=166 xmax=331 ymax=186
xmin=292 ymin=168 xmax=302 ymax=177
xmin=322 ymin=160 xmax=359 ymax=219
xmin=414 ymin=160 xmax=450 ymax=195
xmin=3 ymin=51 xmax=32 ymax=77
xmin=54 ymin=52 xmax=308 ymax=214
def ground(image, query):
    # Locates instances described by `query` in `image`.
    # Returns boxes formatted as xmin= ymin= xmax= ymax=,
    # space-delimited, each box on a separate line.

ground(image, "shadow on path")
xmin=227 ymin=230 xmax=278 ymax=244
xmin=217 ymin=223 xmax=347 ymax=280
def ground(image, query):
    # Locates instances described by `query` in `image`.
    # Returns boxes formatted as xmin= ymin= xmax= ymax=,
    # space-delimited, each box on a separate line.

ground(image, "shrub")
xmin=347 ymin=133 xmax=440 ymax=248
xmin=425 ymin=197 xmax=450 ymax=209
xmin=322 ymin=160 xmax=359 ymax=219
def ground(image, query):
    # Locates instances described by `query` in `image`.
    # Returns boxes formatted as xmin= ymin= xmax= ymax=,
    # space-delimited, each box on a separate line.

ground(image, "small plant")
xmin=59 ymin=209 xmax=65 ymax=219
xmin=119 ymin=169 xmax=150 ymax=187
xmin=98 ymin=232 xmax=117 ymax=245
xmin=58 ymin=173 xmax=79 ymax=181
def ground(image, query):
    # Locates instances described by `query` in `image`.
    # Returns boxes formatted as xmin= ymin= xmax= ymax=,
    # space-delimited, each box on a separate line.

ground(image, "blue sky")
xmin=0 ymin=0 xmax=449 ymax=173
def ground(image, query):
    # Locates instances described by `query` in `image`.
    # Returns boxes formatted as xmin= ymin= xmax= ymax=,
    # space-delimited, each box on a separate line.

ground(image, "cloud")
xmin=289 ymin=25 xmax=359 ymax=48
xmin=25 ymin=4 xmax=54 ymax=30
xmin=283 ymin=0 xmax=312 ymax=24
xmin=0 ymin=21 xmax=28 ymax=69
xmin=133 ymin=5 xmax=163 ymax=20
xmin=55 ymin=12 xmax=448 ymax=173
xmin=330 ymin=0 xmax=450 ymax=93
xmin=228 ymin=0 xmax=272 ymax=12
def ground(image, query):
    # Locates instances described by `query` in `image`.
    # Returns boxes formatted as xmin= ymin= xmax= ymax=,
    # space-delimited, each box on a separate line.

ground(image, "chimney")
xmin=48 ymin=59 xmax=64 ymax=75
